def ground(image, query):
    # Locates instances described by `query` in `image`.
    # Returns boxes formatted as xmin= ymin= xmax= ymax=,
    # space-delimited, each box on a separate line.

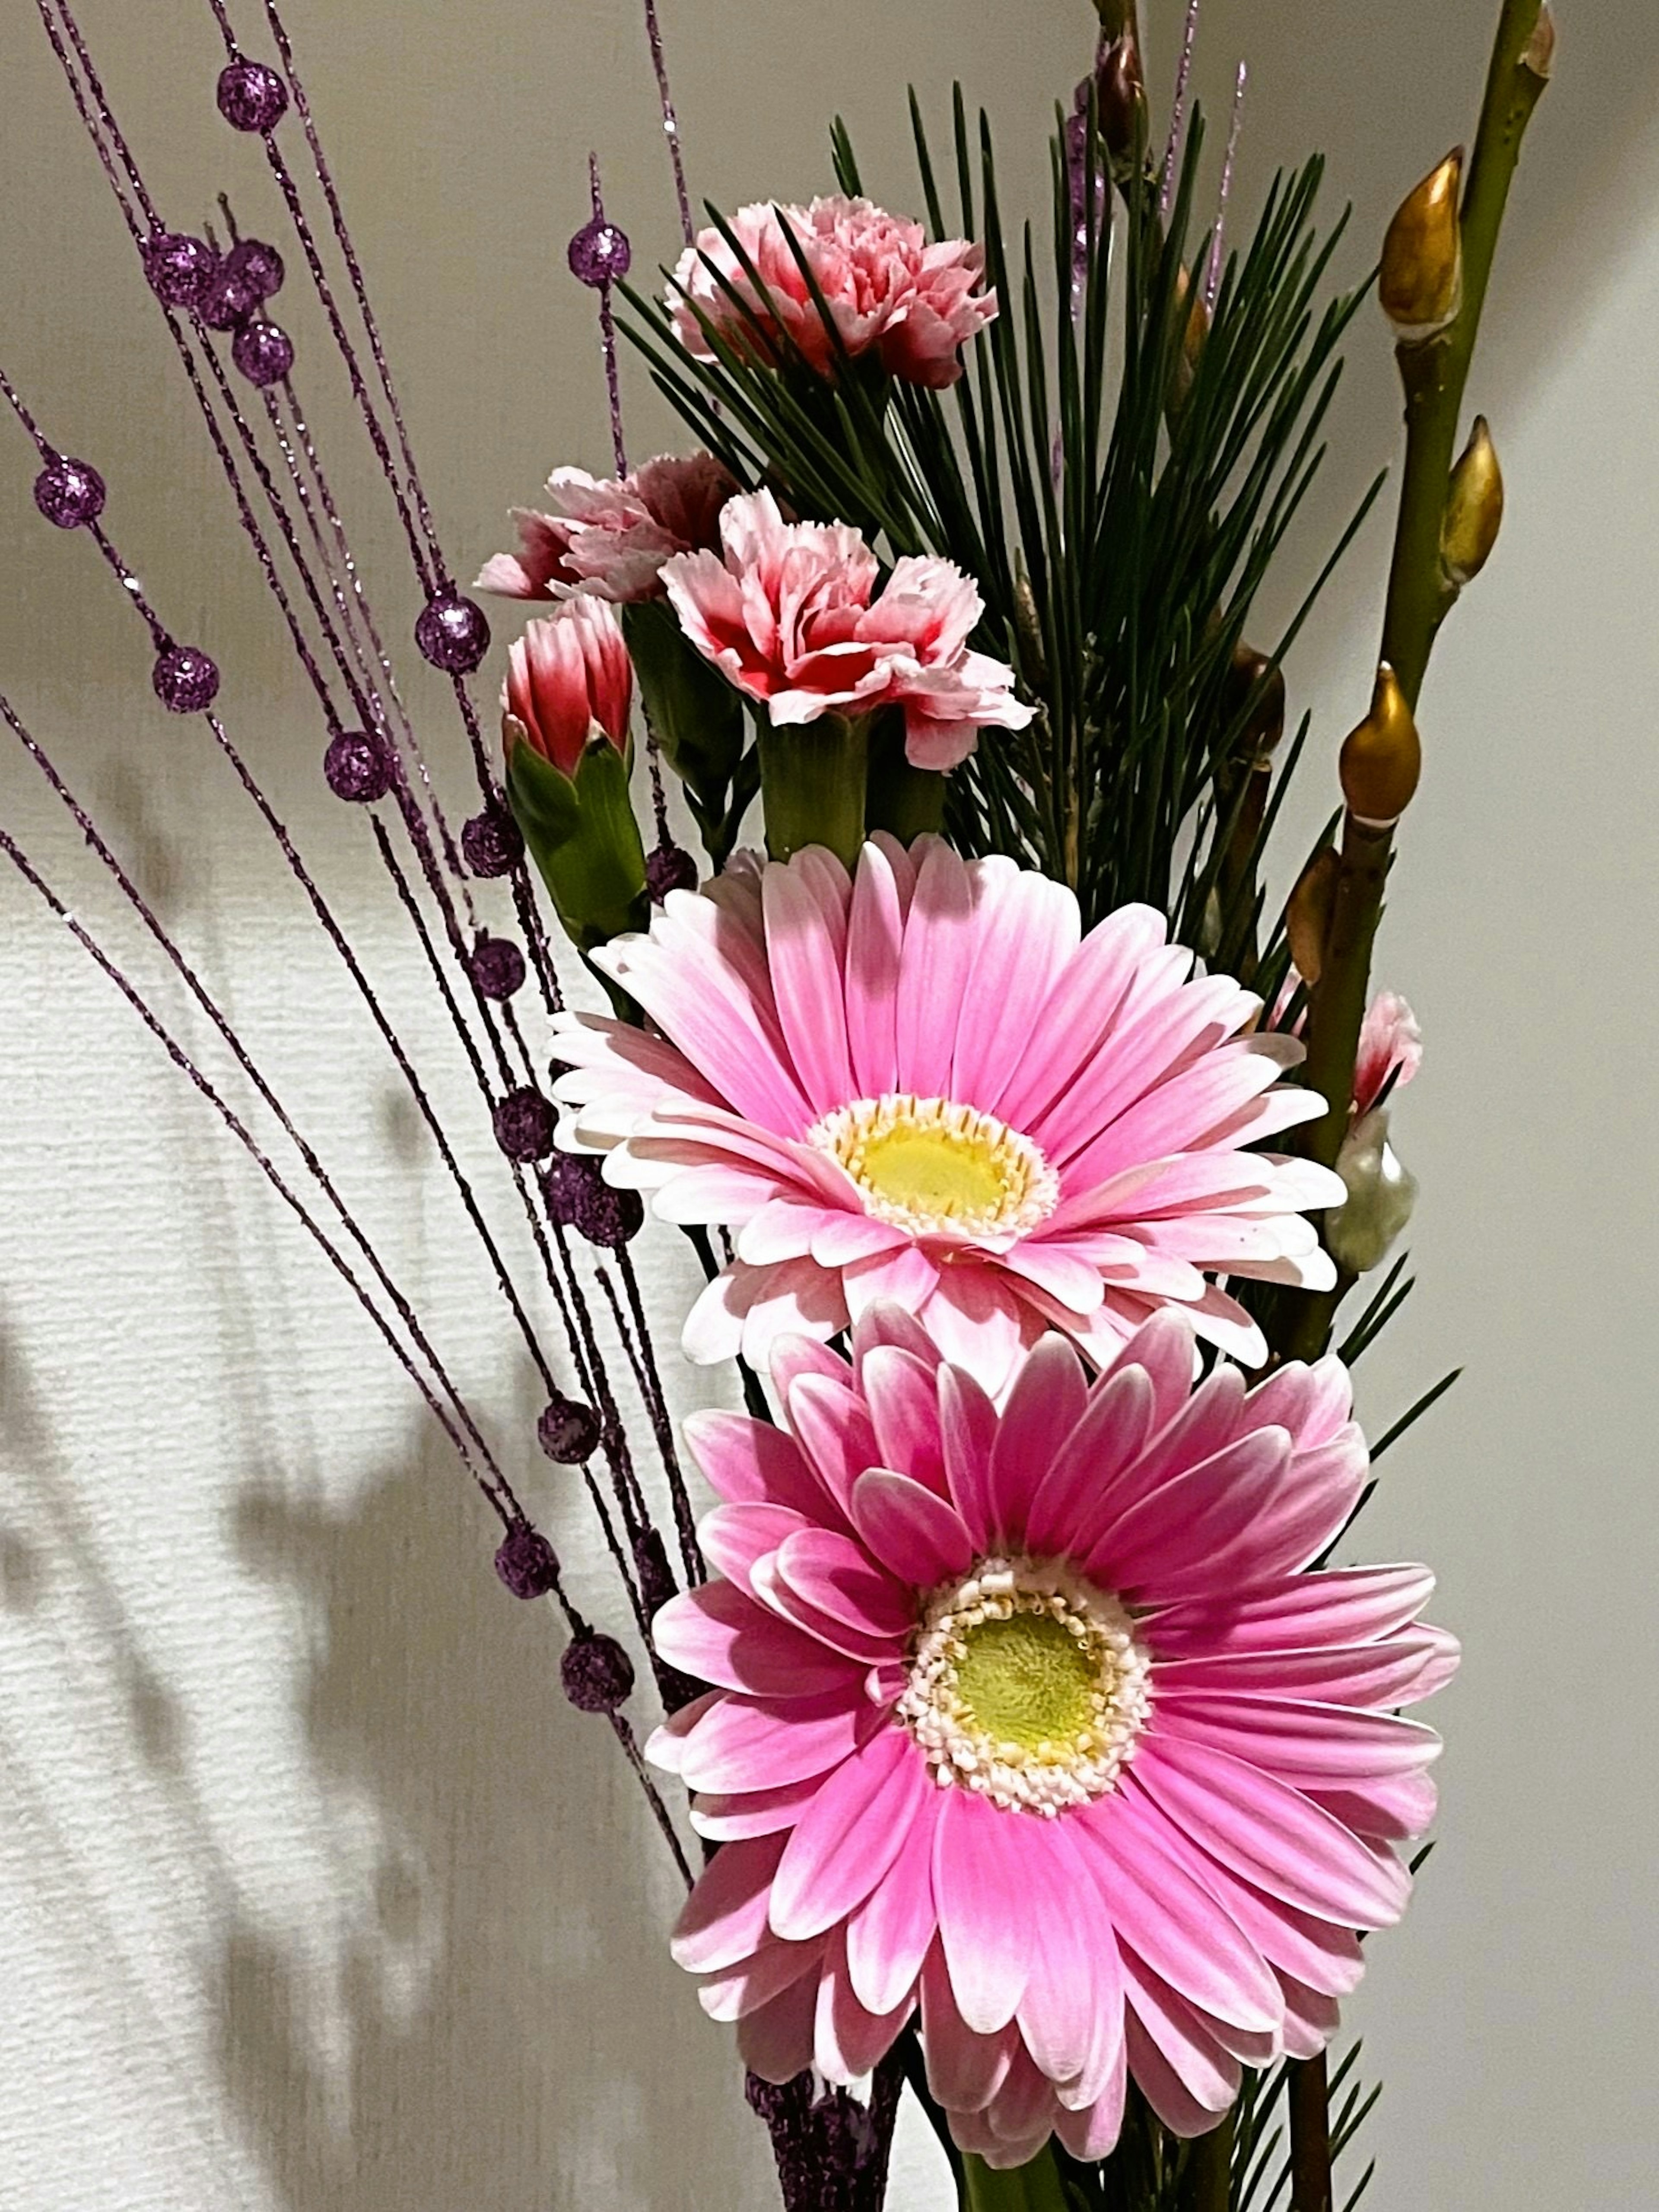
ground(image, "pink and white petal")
xmin=1085 ymin=1428 xmax=1292 ymax=1598
xmin=1125 ymin=2007 xmax=1237 ymax=2137
xmin=861 ymin=1345 xmax=950 ymax=1495
xmin=766 ymin=1331 xmax=852 ymax=1416
xmin=1192 ymin=1433 xmax=1367 ymax=1588
xmin=810 ymin=1211 xmax=912 ymax=1266
xmin=1123 ymin=1952 xmax=1271 ymax=2082
xmin=645 ymin=1687 xmax=720 ymax=1777
xmin=938 ymin=1360 xmax=1001 ymax=1548
xmin=1054 ymin=2038 xmax=1129 ymax=2162
xmin=654 ymin=1582 xmax=861 ymax=1697
xmin=1154 ymin=1630 xmax=1456 ymax=1710
xmin=894 ymin=841 xmax=979 ymax=1097
xmin=996 ymin=1240 xmax=1109 ymax=1317
xmin=737 ymin=1200 xmax=841 ymax=1264
xmin=655 ymin=1165 xmax=788 ymax=1224
xmin=762 ymin=857 xmax=857 ymax=1112
xmin=997 ymin=905 xmax=1169 ymax=1136
xmin=696 ymin=1501 xmax=811 ymax=1592
xmin=914 ymin=1267 xmax=1042 ymax=1400
xmin=1013 ymin=1819 xmax=1119 ymax=2094
xmin=681 ymin=1409 xmax=828 ymax=1518
xmin=785 ymin=1373 xmax=883 ymax=1521
xmin=920 ymin=1943 xmax=1018 ymax=2110
xmin=1024 ymin=1363 xmax=1156 ymax=1560
xmin=931 ymin=1786 xmax=1033 ymax=2035
xmin=846 ymin=1815 xmax=943 ymax=2018
xmin=773 ymin=1527 xmax=916 ymax=1640
xmin=841 ymin=1242 xmax=942 ymax=1319
xmin=953 ymin=869 xmax=1082 ymax=1112
xmin=1278 ymin=1973 xmax=1341 ymax=2061
xmin=737 ymin=1967 xmax=823 ymax=2085
xmin=985 ymin=1334 xmax=1090 ymax=1541
xmin=985 ymin=2047 xmax=1061 ymax=2149
xmin=1136 ymin=1818 xmax=1366 ymax=1998
xmin=1175 ymin=1283 xmax=1271 ymax=1369
xmin=1151 ymin=1692 xmax=1443 ymax=1786
xmin=816 ymin=1931 xmax=915 ymax=2082
xmin=691 ymin=1774 xmax=824 ymax=1840
xmin=852 ymin=1301 xmax=948 ymax=1376
xmin=1144 ymin=1565 xmax=1439 ymax=1659
xmin=1305 ymin=1771 xmax=1439 ymax=1842
xmin=674 ymin=1684 xmax=884 ymax=1795
xmin=844 ymin=838 xmax=907 ymax=1097
xmin=750 ymin=1554 xmax=899 ymax=1666
xmin=699 ymin=1930 xmax=827 ymax=2022
xmin=740 ymin=1259 xmax=859 ymax=1370
xmin=671 ymin=1831 xmax=788 ymax=1972
xmin=1073 ymin=1790 xmax=1281 ymax=2033
xmin=770 ymin=1725 xmax=929 ymax=1940
xmin=851 ymin=1468 xmax=975 ymax=1587
xmin=1128 ymin=1741 xmax=1410 ymax=1929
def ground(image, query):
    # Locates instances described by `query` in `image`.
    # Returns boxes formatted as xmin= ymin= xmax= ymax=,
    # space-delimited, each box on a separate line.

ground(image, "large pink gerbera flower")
xmin=649 ymin=1309 xmax=1456 ymax=2167
xmin=550 ymin=838 xmax=1346 ymax=1391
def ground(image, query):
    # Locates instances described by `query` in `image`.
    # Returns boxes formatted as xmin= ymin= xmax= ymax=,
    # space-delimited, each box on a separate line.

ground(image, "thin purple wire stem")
xmin=641 ymin=0 xmax=695 ymax=248
xmin=588 ymin=154 xmax=629 ymax=479
xmin=1206 ymin=61 xmax=1247 ymax=313
xmin=1160 ymin=0 xmax=1201 ymax=217
xmin=612 ymin=1252 xmax=702 ymax=1585
xmin=86 ymin=522 xmax=171 ymax=649
xmin=2 ymin=700 xmax=515 ymax=1500
xmin=0 ymin=816 xmax=525 ymax=1533
xmin=610 ymin=1710 xmax=694 ymax=1888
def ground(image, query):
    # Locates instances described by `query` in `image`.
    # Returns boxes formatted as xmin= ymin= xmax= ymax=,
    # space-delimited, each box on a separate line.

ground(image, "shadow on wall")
xmin=220 ymin=1440 xmax=750 ymax=2212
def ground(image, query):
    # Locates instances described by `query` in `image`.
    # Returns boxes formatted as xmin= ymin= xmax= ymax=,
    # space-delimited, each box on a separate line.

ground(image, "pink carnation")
xmin=669 ymin=194 xmax=997 ymax=389
xmin=476 ymin=452 xmax=736 ymax=605
xmin=651 ymin=1308 xmax=1456 ymax=2165
xmin=662 ymin=490 xmax=1030 ymax=772
xmin=504 ymin=599 xmax=632 ymax=779
xmin=551 ymin=837 xmax=1348 ymax=1394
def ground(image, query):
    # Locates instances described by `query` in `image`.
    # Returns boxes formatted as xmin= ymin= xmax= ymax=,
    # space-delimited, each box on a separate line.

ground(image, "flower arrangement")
xmin=0 ymin=0 xmax=1554 ymax=2206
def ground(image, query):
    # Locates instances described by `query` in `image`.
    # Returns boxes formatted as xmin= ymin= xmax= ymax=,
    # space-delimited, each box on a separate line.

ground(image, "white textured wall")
xmin=1 ymin=3 xmax=1656 ymax=2208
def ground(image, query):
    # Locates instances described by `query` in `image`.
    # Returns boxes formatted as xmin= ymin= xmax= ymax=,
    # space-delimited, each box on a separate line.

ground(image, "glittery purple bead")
xmin=232 ymin=318 xmax=295 ymax=386
xmin=560 ymin=1632 xmax=635 ymax=1714
xmin=32 ymin=456 xmax=106 ymax=529
xmin=646 ymin=843 xmax=698 ymax=903
xmin=466 ymin=934 xmax=526 ymax=1001
xmin=143 ymin=232 xmax=220 ymax=309
xmin=225 ymin=236 xmax=285 ymax=302
xmin=537 ymin=1151 xmax=643 ymax=1249
xmin=415 ymin=591 xmax=491 ymax=674
xmin=152 ymin=644 xmax=220 ymax=714
xmin=493 ymin=1519 xmax=561 ymax=1600
xmin=324 ymin=728 xmax=395 ymax=803
xmin=216 ymin=58 xmax=289 ymax=133
xmin=461 ymin=804 xmax=523 ymax=878
xmin=537 ymin=1395 xmax=602 ymax=1465
xmin=493 ymin=1086 xmax=557 ymax=1163
xmin=568 ymin=216 xmax=632 ymax=288
xmin=198 ymin=265 xmax=262 ymax=333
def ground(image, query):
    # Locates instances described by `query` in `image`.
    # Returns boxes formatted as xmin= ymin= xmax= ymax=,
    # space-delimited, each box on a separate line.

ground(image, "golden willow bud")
xmin=1379 ymin=149 xmax=1464 ymax=343
xmin=1167 ymin=265 xmax=1210 ymax=412
xmin=1096 ymin=30 xmax=1146 ymax=169
xmin=1284 ymin=845 xmax=1340 ymax=985
xmin=1340 ymin=663 xmax=1422 ymax=827
xmin=1522 ymin=5 xmax=1556 ymax=80
xmin=1224 ymin=643 xmax=1287 ymax=765
xmin=1440 ymin=415 xmax=1505 ymax=587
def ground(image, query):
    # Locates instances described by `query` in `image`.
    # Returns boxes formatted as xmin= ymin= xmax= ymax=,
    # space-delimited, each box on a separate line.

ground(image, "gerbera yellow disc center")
xmin=808 ymin=1094 xmax=1059 ymax=1237
xmin=897 ymin=1557 xmax=1153 ymax=1817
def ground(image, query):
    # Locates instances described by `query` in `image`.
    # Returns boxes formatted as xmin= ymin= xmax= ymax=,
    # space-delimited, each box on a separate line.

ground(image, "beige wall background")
xmin=2 ymin=2 xmax=1656 ymax=2207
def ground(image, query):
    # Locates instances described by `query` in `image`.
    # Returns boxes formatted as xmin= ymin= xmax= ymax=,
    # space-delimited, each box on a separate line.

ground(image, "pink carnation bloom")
xmin=550 ymin=837 xmax=1347 ymax=1393
xmin=651 ymin=1308 xmax=1456 ymax=2165
xmin=504 ymin=598 xmax=632 ymax=779
xmin=670 ymin=194 xmax=997 ymax=389
xmin=662 ymin=490 xmax=1031 ymax=772
xmin=476 ymin=452 xmax=736 ymax=604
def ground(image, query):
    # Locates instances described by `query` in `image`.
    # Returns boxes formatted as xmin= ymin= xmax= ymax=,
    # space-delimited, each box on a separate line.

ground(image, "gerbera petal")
xmin=1086 ymin=1428 xmax=1293 ymax=1597
xmin=938 ymin=1361 xmax=1000 ymax=1545
xmin=815 ymin=1930 xmax=914 ymax=2081
xmin=1124 ymin=2009 xmax=1235 ymax=2137
xmin=653 ymin=1582 xmax=861 ymax=1696
xmin=861 ymin=1344 xmax=950 ymax=1495
xmin=952 ymin=868 xmax=1081 ymax=1112
xmin=851 ymin=1468 xmax=975 ymax=1587
xmin=921 ymin=1941 xmax=1018 ymax=2108
xmin=786 ymin=1373 xmax=883 ymax=1519
xmin=671 ymin=1832 xmax=788 ymax=1972
xmin=773 ymin=1526 xmax=916 ymax=1639
xmin=698 ymin=1930 xmax=826 ymax=2022
xmin=1145 ymin=1565 xmax=1440 ymax=1659
xmin=846 ymin=1812 xmax=942 ymax=2017
xmin=697 ymin=1501 xmax=811 ymax=1592
xmin=674 ymin=1684 xmax=884 ymax=1795
xmin=1122 ymin=1954 xmax=1246 ymax=2113
xmin=894 ymin=840 xmax=979 ymax=1096
xmin=762 ymin=854 xmax=856 ymax=1112
xmin=931 ymin=1787 xmax=1033 ymax=2034
xmin=690 ymin=1775 xmax=823 ymax=1841
xmin=681 ymin=1410 xmax=826 ymax=1516
xmin=843 ymin=837 xmax=907 ymax=1096
xmin=770 ymin=1725 xmax=929 ymax=1939
xmin=1025 ymin=1362 xmax=1156 ymax=1560
xmin=985 ymin=1333 xmax=1090 ymax=1538
xmin=737 ymin=1965 xmax=821 ymax=2084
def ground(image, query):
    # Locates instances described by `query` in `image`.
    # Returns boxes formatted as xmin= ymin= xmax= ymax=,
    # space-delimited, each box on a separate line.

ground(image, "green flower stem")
xmin=962 ymin=2147 xmax=1071 ymax=2212
xmin=758 ymin=712 xmax=869 ymax=869
xmin=866 ymin=708 xmax=945 ymax=846
xmin=1283 ymin=1 xmax=1548 ymax=2197
xmin=1183 ymin=2111 xmax=1235 ymax=2212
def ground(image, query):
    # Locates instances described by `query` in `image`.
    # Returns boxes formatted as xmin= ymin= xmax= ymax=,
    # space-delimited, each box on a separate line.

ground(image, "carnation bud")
xmin=1325 ymin=1107 xmax=1419 ymax=1276
xmin=1285 ymin=845 xmax=1341 ymax=986
xmin=1340 ymin=664 xmax=1421 ymax=828
xmin=1440 ymin=415 xmax=1504 ymax=587
xmin=1379 ymin=150 xmax=1463 ymax=343
xmin=1522 ymin=5 xmax=1556 ymax=80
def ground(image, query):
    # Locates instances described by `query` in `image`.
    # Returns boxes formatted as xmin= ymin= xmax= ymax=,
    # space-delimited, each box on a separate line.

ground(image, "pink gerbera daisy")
xmin=649 ymin=1307 xmax=1456 ymax=2166
xmin=550 ymin=838 xmax=1346 ymax=1392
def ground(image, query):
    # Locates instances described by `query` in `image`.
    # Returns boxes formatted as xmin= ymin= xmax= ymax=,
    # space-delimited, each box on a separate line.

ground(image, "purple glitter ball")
xmin=560 ymin=1632 xmax=635 ymax=1715
xmin=466 ymin=934 xmax=527 ymax=1001
xmin=493 ymin=1519 xmax=561 ymax=1601
xmin=646 ymin=842 xmax=698 ymax=903
xmin=537 ymin=1395 xmax=602 ymax=1465
xmin=461 ymin=804 xmax=523 ymax=878
xmin=216 ymin=58 xmax=289 ymax=133
xmin=537 ymin=1151 xmax=642 ymax=1249
xmin=198 ymin=266 xmax=262 ymax=333
xmin=143 ymin=231 xmax=219 ymax=309
xmin=152 ymin=644 xmax=220 ymax=715
xmin=493 ymin=1086 xmax=557 ymax=1163
xmin=232 ymin=317 xmax=295 ymax=386
xmin=32 ymin=456 xmax=106 ymax=529
xmin=225 ymin=236 xmax=285 ymax=302
xmin=415 ymin=591 xmax=491 ymax=675
xmin=568 ymin=215 xmax=632 ymax=288
xmin=324 ymin=728 xmax=395 ymax=803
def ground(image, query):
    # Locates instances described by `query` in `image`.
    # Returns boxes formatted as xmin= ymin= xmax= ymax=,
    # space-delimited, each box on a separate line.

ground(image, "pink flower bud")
xmin=503 ymin=600 xmax=633 ymax=779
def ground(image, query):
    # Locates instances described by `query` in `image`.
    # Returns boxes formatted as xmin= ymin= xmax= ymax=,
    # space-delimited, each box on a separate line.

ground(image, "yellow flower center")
xmin=808 ymin=1094 xmax=1058 ymax=1238
xmin=897 ymin=1558 xmax=1152 ymax=1817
